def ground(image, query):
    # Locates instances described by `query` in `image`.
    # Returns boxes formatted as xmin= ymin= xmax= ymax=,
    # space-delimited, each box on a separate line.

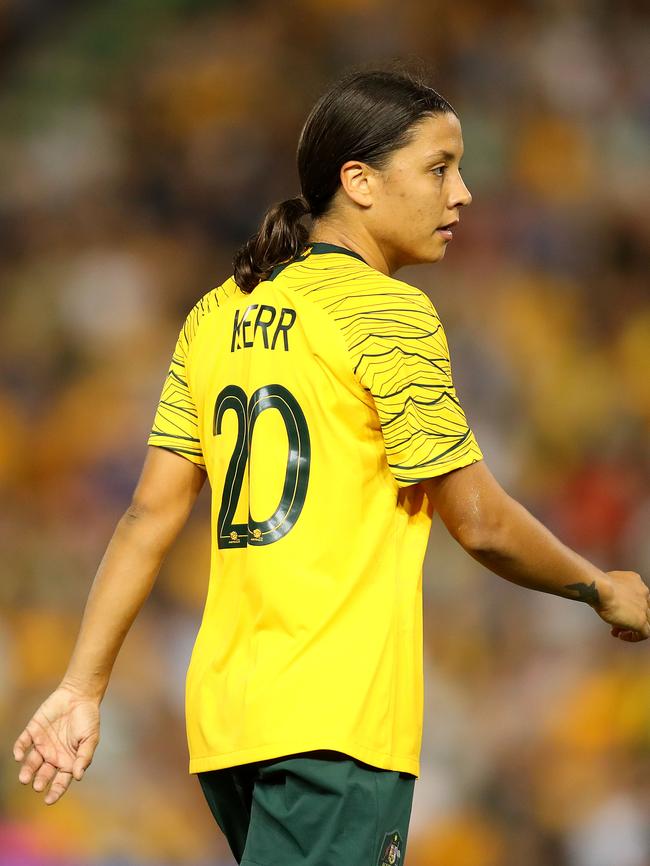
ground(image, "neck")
xmin=308 ymin=219 xmax=394 ymax=276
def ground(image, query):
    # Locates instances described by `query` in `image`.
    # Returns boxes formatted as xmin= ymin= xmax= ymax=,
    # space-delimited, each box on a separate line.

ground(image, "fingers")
xmin=610 ymin=626 xmax=648 ymax=642
xmin=17 ymin=745 xmax=44 ymax=785
xmin=13 ymin=727 xmax=34 ymax=762
xmin=73 ymin=738 xmax=97 ymax=781
xmin=32 ymin=760 xmax=58 ymax=793
xmin=43 ymin=769 xmax=73 ymax=806
xmin=16 ymin=753 xmax=82 ymax=805
xmin=609 ymin=604 xmax=650 ymax=641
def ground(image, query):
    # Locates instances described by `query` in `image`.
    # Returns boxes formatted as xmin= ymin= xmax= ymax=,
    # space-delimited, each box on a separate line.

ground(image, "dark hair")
xmin=233 ymin=67 xmax=457 ymax=293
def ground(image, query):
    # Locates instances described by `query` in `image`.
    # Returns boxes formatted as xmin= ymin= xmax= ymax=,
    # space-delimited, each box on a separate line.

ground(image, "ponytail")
xmin=233 ymin=196 xmax=311 ymax=294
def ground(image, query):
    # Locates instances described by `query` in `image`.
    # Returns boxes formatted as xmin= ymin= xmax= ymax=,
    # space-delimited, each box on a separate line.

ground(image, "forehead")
xmin=401 ymin=112 xmax=464 ymax=160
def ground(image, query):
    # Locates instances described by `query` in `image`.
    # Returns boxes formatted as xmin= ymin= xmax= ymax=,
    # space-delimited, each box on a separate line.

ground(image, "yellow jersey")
xmin=148 ymin=242 xmax=483 ymax=777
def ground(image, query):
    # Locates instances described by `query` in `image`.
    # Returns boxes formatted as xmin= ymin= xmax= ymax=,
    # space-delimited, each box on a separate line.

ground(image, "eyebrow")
xmin=424 ymin=149 xmax=458 ymax=162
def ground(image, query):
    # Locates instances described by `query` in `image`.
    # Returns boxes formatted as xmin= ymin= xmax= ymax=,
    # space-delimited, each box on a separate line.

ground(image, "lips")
xmin=436 ymin=218 xmax=459 ymax=240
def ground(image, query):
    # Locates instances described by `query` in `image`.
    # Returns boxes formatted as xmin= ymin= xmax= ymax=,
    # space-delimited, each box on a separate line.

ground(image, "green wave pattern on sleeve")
xmin=306 ymin=271 xmax=483 ymax=486
xmin=147 ymin=284 xmax=231 ymax=466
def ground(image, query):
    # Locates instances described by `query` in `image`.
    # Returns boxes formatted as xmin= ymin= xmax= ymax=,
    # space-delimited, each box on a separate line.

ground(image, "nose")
xmin=450 ymin=171 xmax=472 ymax=208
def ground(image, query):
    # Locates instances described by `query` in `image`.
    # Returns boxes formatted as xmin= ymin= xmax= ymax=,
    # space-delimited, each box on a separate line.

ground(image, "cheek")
xmin=380 ymin=174 xmax=439 ymax=228
xmin=382 ymin=169 xmax=419 ymax=205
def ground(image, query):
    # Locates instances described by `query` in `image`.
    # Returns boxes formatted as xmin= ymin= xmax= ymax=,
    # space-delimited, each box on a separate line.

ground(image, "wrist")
xmin=58 ymin=675 xmax=106 ymax=703
xmin=592 ymin=571 xmax=614 ymax=610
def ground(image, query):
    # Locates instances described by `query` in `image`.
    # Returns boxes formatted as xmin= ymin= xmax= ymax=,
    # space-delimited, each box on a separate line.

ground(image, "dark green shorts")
xmin=197 ymin=749 xmax=416 ymax=865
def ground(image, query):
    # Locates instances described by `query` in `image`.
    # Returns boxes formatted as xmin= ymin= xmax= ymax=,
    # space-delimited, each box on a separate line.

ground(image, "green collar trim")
xmin=267 ymin=242 xmax=368 ymax=281
xmin=307 ymin=242 xmax=368 ymax=264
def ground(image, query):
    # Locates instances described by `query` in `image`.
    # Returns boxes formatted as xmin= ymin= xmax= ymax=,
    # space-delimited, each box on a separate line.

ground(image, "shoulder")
xmin=323 ymin=266 xmax=440 ymax=322
xmin=318 ymin=269 xmax=444 ymax=351
xmin=179 ymin=277 xmax=240 ymax=347
xmin=188 ymin=277 xmax=239 ymax=324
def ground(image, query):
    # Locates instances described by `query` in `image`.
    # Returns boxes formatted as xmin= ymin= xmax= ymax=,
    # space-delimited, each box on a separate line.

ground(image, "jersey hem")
xmin=188 ymin=739 xmax=419 ymax=777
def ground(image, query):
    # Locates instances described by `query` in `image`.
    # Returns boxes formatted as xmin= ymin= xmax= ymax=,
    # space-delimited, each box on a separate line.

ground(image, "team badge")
xmin=377 ymin=829 xmax=403 ymax=866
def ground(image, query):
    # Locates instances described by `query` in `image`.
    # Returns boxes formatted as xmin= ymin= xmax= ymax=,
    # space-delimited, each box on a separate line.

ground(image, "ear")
xmin=339 ymin=160 xmax=376 ymax=209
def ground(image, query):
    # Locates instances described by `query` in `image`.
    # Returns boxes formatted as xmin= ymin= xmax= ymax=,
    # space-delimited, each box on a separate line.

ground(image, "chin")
xmin=421 ymin=235 xmax=449 ymax=264
xmin=397 ymin=240 xmax=446 ymax=270
xmin=424 ymin=244 xmax=447 ymax=264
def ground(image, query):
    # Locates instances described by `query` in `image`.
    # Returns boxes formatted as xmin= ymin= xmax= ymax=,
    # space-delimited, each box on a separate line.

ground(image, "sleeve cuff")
xmin=147 ymin=438 xmax=206 ymax=468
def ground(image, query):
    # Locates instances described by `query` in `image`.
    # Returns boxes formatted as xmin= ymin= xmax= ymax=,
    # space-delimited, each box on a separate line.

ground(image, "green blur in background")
xmin=0 ymin=1 xmax=648 ymax=864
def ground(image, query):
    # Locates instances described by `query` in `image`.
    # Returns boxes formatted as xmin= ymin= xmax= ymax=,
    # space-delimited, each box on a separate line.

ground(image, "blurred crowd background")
xmin=1 ymin=0 xmax=648 ymax=864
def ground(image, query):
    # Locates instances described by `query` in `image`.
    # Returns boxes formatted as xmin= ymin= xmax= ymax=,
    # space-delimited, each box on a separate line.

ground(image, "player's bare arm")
xmin=423 ymin=460 xmax=650 ymax=642
xmin=13 ymin=446 xmax=206 ymax=805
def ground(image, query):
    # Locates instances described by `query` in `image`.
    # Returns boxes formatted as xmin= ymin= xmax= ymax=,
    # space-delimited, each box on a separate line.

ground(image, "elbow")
xmin=458 ymin=525 xmax=499 ymax=556
xmin=425 ymin=461 xmax=512 ymax=557
xmin=456 ymin=521 xmax=495 ymax=555
xmin=118 ymin=499 xmax=169 ymax=557
xmin=454 ymin=507 xmax=507 ymax=556
xmin=123 ymin=499 xmax=151 ymax=527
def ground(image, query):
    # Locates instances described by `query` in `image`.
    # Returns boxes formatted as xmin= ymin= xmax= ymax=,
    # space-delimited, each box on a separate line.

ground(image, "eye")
xmin=431 ymin=165 xmax=446 ymax=177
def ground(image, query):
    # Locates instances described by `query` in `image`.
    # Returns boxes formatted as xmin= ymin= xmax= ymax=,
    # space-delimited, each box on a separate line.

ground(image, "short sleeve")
xmin=147 ymin=307 xmax=205 ymax=467
xmin=341 ymin=282 xmax=483 ymax=487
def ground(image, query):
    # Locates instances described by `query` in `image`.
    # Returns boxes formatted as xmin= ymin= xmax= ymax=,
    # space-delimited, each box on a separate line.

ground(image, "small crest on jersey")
xmin=377 ymin=829 xmax=402 ymax=866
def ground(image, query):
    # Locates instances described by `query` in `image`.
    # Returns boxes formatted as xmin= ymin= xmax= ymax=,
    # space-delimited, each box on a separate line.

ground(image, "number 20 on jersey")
xmin=213 ymin=384 xmax=311 ymax=549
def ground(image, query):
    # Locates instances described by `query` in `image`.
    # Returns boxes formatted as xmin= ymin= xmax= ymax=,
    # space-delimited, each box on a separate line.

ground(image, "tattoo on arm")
xmin=564 ymin=580 xmax=600 ymax=606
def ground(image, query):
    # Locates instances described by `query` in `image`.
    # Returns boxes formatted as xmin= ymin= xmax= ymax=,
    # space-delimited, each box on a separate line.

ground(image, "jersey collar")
xmin=267 ymin=242 xmax=368 ymax=281
xmin=307 ymin=242 xmax=368 ymax=265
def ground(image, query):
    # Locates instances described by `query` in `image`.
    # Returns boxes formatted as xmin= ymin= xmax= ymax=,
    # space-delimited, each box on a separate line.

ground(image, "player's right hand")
xmin=593 ymin=570 xmax=650 ymax=642
xmin=13 ymin=684 xmax=100 ymax=805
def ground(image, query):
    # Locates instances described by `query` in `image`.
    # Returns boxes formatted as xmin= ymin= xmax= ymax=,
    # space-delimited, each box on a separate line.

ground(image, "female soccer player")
xmin=13 ymin=69 xmax=650 ymax=866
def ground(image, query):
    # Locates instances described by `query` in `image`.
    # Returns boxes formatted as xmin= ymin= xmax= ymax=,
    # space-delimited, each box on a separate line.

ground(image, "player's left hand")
xmin=594 ymin=570 xmax=650 ymax=642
